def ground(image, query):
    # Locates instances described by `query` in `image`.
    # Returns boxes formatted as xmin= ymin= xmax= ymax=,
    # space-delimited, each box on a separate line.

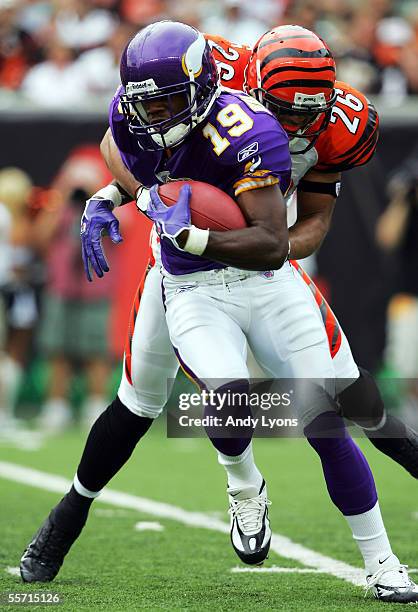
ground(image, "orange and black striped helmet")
xmin=245 ymin=25 xmax=337 ymax=147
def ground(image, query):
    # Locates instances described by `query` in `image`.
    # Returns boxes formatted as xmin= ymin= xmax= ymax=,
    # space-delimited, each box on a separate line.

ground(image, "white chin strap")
xmin=151 ymin=122 xmax=191 ymax=148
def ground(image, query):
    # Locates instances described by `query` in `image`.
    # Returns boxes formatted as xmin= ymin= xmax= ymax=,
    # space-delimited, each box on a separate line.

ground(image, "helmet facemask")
xmin=251 ymin=86 xmax=337 ymax=154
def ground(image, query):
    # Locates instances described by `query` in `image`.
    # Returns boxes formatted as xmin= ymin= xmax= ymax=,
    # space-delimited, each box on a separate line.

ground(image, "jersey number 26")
xmin=330 ymin=89 xmax=364 ymax=135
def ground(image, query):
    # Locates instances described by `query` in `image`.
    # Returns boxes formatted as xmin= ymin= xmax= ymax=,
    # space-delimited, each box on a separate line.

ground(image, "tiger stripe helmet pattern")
xmin=245 ymin=25 xmax=337 ymax=150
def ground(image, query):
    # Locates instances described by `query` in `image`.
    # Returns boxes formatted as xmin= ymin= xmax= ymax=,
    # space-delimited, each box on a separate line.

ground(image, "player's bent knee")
xmin=120 ymin=395 xmax=166 ymax=420
xmin=117 ymin=381 xmax=167 ymax=419
xmin=304 ymin=411 xmax=347 ymax=452
xmin=295 ymin=379 xmax=337 ymax=429
xmin=204 ymin=379 xmax=253 ymax=457
xmin=337 ymin=367 xmax=385 ymax=429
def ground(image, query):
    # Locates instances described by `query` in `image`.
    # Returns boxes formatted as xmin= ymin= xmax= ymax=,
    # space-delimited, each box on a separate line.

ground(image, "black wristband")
xmin=298 ymin=179 xmax=341 ymax=197
xmin=111 ymin=180 xmax=133 ymax=205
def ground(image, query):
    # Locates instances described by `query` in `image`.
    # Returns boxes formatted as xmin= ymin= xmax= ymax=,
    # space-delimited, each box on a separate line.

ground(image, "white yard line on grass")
xmin=232 ymin=566 xmax=325 ymax=574
xmin=134 ymin=521 xmax=164 ymax=532
xmin=0 ymin=461 xmax=364 ymax=587
xmin=6 ymin=567 xmax=20 ymax=577
xmin=94 ymin=508 xmax=136 ymax=518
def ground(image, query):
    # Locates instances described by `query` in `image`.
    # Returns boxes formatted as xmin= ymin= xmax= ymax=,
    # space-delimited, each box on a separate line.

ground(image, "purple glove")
xmin=147 ymin=184 xmax=192 ymax=247
xmin=80 ymin=197 xmax=123 ymax=281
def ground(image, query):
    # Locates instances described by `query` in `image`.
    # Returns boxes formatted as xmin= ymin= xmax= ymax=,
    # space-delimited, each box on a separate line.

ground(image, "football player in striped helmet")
xmin=245 ymin=25 xmax=337 ymax=154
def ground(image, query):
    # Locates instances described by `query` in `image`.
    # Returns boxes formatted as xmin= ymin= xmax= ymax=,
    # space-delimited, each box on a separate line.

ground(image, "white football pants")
xmin=118 ymin=263 xmax=359 ymax=419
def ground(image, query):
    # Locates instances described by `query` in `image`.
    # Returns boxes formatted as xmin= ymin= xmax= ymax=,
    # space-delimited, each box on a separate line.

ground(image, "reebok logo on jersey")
xmin=237 ymin=141 xmax=259 ymax=163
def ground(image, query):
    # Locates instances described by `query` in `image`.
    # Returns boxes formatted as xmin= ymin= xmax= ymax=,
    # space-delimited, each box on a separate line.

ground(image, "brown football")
xmin=158 ymin=180 xmax=247 ymax=231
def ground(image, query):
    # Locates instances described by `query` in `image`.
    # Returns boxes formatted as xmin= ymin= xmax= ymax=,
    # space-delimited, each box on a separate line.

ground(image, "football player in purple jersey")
xmin=20 ymin=22 xmax=418 ymax=603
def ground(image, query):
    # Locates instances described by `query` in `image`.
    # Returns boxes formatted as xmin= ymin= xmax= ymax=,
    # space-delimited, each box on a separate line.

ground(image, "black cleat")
xmin=20 ymin=510 xmax=82 ymax=583
xmin=368 ymin=416 xmax=418 ymax=479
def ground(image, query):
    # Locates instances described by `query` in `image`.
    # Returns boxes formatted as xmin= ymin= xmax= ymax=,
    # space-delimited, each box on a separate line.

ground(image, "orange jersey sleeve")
xmin=204 ymin=33 xmax=250 ymax=91
xmin=314 ymin=81 xmax=379 ymax=173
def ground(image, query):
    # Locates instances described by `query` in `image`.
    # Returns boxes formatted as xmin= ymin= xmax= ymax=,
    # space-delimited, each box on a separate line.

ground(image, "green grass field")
xmin=0 ymin=420 xmax=417 ymax=611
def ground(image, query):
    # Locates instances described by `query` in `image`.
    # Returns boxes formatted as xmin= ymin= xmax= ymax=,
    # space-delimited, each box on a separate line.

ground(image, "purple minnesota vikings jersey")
xmin=109 ymin=88 xmax=291 ymax=274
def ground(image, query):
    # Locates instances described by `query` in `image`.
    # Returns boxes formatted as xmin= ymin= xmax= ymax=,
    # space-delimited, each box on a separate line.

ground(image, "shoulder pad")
xmin=204 ymin=33 xmax=250 ymax=91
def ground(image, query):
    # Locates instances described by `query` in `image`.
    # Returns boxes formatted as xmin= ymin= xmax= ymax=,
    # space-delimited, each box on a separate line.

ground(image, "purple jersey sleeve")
xmin=205 ymin=92 xmax=291 ymax=198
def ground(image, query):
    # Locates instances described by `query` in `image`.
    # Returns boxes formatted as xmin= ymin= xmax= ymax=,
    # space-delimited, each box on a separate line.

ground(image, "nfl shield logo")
xmin=262 ymin=270 xmax=274 ymax=279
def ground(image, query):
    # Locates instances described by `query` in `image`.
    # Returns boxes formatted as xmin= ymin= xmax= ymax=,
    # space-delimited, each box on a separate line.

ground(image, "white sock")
xmin=73 ymin=473 xmax=101 ymax=498
xmin=345 ymin=501 xmax=394 ymax=573
xmin=217 ymin=443 xmax=263 ymax=492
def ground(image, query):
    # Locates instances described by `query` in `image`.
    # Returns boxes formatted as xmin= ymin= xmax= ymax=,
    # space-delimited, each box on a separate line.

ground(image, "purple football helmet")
xmin=119 ymin=21 xmax=220 ymax=151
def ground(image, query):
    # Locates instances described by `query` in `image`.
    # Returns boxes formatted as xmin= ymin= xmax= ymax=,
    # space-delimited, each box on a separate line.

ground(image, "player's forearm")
xmin=176 ymin=183 xmax=289 ymax=269
xmin=203 ymin=226 xmax=289 ymax=270
xmin=100 ymin=129 xmax=141 ymax=199
xmin=289 ymin=215 xmax=330 ymax=260
xmin=291 ymin=174 xmax=338 ymax=258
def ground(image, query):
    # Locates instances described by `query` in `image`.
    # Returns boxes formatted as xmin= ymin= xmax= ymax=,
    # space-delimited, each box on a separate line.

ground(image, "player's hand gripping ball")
xmin=147 ymin=184 xmax=193 ymax=248
xmin=155 ymin=180 xmax=247 ymax=232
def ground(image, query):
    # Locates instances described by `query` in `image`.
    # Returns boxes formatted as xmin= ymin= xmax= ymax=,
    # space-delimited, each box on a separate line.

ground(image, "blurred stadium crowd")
xmin=0 ymin=138 xmax=155 ymax=436
xmin=1 ymin=0 xmax=418 ymax=105
xmin=0 ymin=0 xmax=418 ymax=436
